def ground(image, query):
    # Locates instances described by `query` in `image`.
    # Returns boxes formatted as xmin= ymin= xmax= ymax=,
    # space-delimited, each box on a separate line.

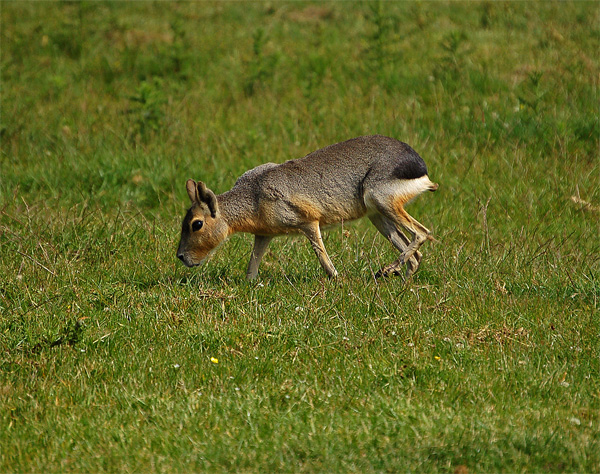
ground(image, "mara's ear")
xmin=186 ymin=179 xmax=198 ymax=204
xmin=196 ymin=181 xmax=219 ymax=218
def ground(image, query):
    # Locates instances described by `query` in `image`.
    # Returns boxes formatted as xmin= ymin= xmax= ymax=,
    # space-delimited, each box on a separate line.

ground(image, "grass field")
xmin=1 ymin=1 xmax=599 ymax=472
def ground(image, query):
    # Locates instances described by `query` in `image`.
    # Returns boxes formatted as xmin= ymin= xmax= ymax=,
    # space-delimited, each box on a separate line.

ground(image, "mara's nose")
xmin=177 ymin=253 xmax=185 ymax=262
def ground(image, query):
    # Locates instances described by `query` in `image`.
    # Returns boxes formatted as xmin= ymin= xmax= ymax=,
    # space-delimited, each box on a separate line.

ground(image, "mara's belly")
xmin=253 ymin=194 xmax=367 ymax=234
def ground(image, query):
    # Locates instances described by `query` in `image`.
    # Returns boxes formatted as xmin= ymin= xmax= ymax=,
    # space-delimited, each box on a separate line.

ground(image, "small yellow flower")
xmin=434 ymin=356 xmax=442 ymax=361
xmin=210 ymin=357 xmax=219 ymax=364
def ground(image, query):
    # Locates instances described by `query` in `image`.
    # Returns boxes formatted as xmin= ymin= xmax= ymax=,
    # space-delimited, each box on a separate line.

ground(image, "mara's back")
xmin=293 ymin=135 xmax=427 ymax=179
xmin=259 ymin=135 xmax=427 ymax=191
xmin=235 ymin=135 xmax=430 ymax=228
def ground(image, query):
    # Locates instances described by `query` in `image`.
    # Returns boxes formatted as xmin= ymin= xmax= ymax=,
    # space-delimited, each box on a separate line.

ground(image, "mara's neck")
xmin=217 ymin=188 xmax=257 ymax=235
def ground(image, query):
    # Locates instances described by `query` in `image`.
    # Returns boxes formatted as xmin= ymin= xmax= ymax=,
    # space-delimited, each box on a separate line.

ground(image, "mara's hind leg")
xmin=364 ymin=176 xmax=437 ymax=273
xmin=389 ymin=206 xmax=432 ymax=266
xmin=369 ymin=214 xmax=422 ymax=279
xmin=301 ymin=222 xmax=338 ymax=278
xmin=246 ymin=235 xmax=273 ymax=280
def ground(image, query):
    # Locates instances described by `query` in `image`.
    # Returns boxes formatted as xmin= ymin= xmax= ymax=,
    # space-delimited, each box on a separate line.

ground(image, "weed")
xmin=517 ymin=71 xmax=547 ymax=113
xmin=299 ymin=52 xmax=328 ymax=101
xmin=49 ymin=27 xmax=82 ymax=60
xmin=362 ymin=1 xmax=408 ymax=91
xmin=364 ymin=1 xmax=399 ymax=69
xmin=434 ymin=30 xmax=470 ymax=85
xmin=480 ymin=1 xmax=494 ymax=29
xmin=126 ymin=78 xmax=166 ymax=142
xmin=243 ymin=28 xmax=279 ymax=97
xmin=48 ymin=318 xmax=86 ymax=349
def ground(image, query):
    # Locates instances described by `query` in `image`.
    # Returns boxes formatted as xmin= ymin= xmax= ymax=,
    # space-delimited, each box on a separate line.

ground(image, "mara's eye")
xmin=191 ymin=220 xmax=203 ymax=232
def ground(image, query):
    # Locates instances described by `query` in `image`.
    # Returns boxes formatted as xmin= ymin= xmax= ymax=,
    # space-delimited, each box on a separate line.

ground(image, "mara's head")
xmin=177 ymin=179 xmax=228 ymax=267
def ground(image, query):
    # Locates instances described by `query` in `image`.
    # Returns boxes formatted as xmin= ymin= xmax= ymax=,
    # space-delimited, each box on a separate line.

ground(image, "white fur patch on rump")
xmin=363 ymin=175 xmax=436 ymax=210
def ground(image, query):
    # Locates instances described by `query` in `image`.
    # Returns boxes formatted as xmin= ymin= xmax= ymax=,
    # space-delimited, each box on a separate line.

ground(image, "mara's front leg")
xmin=301 ymin=222 xmax=338 ymax=278
xmin=246 ymin=235 xmax=273 ymax=280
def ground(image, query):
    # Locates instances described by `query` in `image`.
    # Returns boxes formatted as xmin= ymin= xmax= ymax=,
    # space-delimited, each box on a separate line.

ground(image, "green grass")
xmin=1 ymin=1 xmax=599 ymax=472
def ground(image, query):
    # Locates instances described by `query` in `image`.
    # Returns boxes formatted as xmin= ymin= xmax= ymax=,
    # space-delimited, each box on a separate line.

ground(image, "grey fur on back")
xmin=246 ymin=135 xmax=423 ymax=187
xmin=226 ymin=135 xmax=429 ymax=226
